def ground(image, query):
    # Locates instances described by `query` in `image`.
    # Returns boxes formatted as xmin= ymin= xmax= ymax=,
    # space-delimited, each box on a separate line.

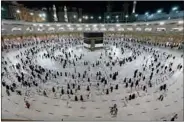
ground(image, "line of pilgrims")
xmin=2 ymin=37 xmax=183 ymax=113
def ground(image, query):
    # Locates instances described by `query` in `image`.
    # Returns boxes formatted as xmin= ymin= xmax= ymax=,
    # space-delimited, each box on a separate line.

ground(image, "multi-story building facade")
xmin=104 ymin=12 xmax=137 ymax=23
xmin=2 ymin=1 xmax=18 ymax=20
xmin=1 ymin=1 xmax=46 ymax=22
xmin=57 ymin=6 xmax=79 ymax=23
xmin=2 ymin=1 xmax=184 ymax=23
xmin=46 ymin=7 xmax=55 ymax=22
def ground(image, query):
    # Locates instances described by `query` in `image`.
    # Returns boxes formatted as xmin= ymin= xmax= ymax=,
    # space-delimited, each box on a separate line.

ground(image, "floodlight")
xmin=16 ymin=10 xmax=20 ymax=13
xmin=157 ymin=9 xmax=162 ymax=13
xmin=172 ymin=6 xmax=178 ymax=11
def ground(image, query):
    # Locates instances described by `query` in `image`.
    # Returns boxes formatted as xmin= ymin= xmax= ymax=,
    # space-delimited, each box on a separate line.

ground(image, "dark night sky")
xmin=17 ymin=1 xmax=184 ymax=15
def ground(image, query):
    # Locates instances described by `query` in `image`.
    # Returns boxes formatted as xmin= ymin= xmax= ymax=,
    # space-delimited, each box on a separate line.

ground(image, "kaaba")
xmin=83 ymin=32 xmax=104 ymax=51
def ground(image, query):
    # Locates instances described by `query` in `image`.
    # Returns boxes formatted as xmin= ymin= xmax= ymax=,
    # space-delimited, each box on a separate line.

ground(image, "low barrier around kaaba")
xmin=83 ymin=37 xmax=104 ymax=51
xmin=83 ymin=32 xmax=104 ymax=51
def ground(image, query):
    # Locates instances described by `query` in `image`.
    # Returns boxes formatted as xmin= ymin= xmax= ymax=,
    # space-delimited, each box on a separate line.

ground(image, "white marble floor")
xmin=1 ymin=43 xmax=183 ymax=121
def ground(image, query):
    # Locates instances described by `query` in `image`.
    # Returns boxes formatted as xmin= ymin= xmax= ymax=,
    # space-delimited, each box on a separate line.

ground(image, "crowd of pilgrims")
xmin=1 ymin=36 xmax=183 ymax=119
xmin=104 ymin=37 xmax=182 ymax=50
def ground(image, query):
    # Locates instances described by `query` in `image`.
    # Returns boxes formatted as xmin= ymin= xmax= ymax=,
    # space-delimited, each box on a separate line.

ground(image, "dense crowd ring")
xmin=1 ymin=36 xmax=183 ymax=121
